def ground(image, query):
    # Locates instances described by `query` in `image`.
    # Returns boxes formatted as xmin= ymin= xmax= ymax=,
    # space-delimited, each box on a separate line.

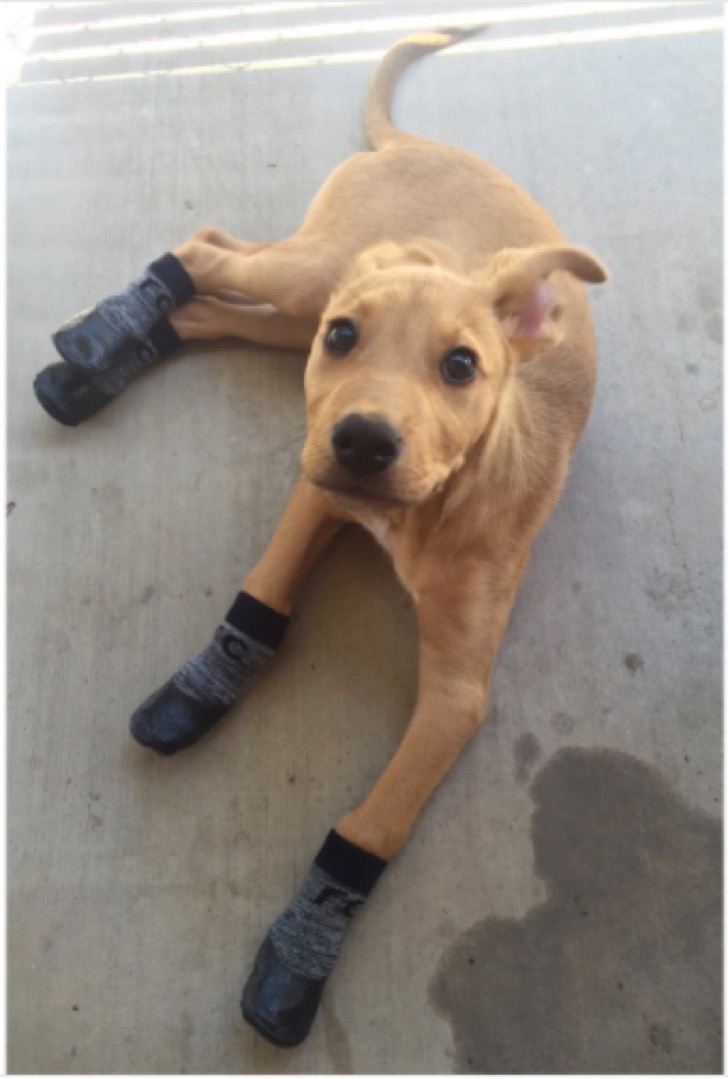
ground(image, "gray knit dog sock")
xmin=53 ymin=253 xmax=194 ymax=390
xmin=267 ymin=831 xmax=387 ymax=980
xmin=87 ymin=317 xmax=183 ymax=395
xmin=173 ymin=592 xmax=289 ymax=708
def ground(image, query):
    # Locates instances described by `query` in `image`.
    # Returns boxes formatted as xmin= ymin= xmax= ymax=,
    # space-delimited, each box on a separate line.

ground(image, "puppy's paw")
xmin=33 ymin=361 xmax=115 ymax=427
xmin=241 ymin=935 xmax=325 ymax=1049
xmin=129 ymin=680 xmax=228 ymax=755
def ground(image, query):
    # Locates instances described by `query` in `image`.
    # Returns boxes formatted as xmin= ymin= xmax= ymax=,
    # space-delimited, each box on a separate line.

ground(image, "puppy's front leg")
xmin=242 ymin=549 xmax=529 ymax=1047
xmin=130 ymin=478 xmax=342 ymax=755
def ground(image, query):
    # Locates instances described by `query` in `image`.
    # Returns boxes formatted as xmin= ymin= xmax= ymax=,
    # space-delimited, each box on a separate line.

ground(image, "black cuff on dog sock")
xmin=148 ymin=252 xmax=196 ymax=306
xmin=225 ymin=591 xmax=290 ymax=650
xmin=314 ymin=830 xmax=387 ymax=896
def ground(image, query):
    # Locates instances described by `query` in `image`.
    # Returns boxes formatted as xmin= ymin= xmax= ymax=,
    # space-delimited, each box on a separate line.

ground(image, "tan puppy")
xmin=170 ymin=30 xmax=607 ymax=863
xmin=41 ymin=27 xmax=607 ymax=1047
xmin=161 ymin=29 xmax=607 ymax=1043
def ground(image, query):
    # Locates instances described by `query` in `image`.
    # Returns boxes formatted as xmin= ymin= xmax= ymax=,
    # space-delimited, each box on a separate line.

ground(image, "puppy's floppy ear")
xmin=478 ymin=244 xmax=608 ymax=361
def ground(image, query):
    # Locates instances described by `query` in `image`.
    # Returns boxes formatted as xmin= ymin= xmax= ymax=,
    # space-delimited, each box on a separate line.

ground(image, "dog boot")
xmin=53 ymin=253 xmax=194 ymax=372
xmin=35 ymin=253 xmax=193 ymax=425
xmin=33 ymin=360 xmax=116 ymax=428
xmin=130 ymin=592 xmax=289 ymax=755
xmin=35 ymin=314 xmax=184 ymax=425
xmin=242 ymin=830 xmax=387 ymax=1047
xmin=242 ymin=935 xmax=326 ymax=1048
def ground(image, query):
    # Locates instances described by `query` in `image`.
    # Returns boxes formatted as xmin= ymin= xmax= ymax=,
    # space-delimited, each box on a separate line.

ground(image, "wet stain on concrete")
xmin=429 ymin=748 xmax=721 ymax=1074
xmin=623 ymin=652 xmax=645 ymax=674
xmin=513 ymin=732 xmax=542 ymax=783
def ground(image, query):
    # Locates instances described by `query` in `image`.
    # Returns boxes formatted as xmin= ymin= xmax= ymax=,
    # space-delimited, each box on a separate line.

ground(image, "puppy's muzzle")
xmin=330 ymin=413 xmax=403 ymax=477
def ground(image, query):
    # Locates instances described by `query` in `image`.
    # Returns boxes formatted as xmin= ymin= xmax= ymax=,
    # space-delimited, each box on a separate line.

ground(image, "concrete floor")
xmin=7 ymin=1 xmax=722 ymax=1073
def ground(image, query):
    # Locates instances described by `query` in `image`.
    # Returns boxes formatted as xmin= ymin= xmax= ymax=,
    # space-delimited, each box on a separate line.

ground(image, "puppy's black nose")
xmin=331 ymin=413 xmax=403 ymax=476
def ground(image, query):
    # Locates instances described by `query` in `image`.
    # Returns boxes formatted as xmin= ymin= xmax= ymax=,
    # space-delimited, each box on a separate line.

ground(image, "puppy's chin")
xmin=301 ymin=456 xmax=434 ymax=510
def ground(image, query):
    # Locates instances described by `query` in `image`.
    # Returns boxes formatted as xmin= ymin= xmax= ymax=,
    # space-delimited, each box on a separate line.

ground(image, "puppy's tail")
xmin=364 ymin=26 xmax=484 ymax=151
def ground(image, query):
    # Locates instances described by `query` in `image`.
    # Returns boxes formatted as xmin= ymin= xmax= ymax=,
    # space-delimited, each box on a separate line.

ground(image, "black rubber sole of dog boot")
xmin=33 ymin=361 xmax=115 ymax=427
xmin=241 ymin=934 xmax=326 ymax=1049
xmin=130 ymin=679 xmax=229 ymax=756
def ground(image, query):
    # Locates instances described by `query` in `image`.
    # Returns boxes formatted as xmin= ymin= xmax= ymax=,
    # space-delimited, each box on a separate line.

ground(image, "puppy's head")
xmin=301 ymin=238 xmax=607 ymax=508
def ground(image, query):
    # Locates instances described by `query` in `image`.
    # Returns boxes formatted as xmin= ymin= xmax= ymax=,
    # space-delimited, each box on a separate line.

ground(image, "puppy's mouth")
xmin=308 ymin=469 xmax=414 ymax=508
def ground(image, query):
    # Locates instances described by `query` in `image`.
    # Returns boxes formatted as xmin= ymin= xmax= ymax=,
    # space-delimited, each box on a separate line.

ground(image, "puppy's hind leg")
xmin=33 ymin=227 xmax=272 ymax=427
xmin=130 ymin=478 xmax=343 ymax=756
xmin=170 ymin=294 xmax=319 ymax=352
xmin=172 ymin=232 xmax=340 ymax=320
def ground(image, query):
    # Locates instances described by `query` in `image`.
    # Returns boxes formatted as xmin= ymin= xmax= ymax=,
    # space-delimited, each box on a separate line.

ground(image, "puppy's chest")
xmin=362 ymin=514 xmax=395 ymax=556
xmin=358 ymin=513 xmax=419 ymax=598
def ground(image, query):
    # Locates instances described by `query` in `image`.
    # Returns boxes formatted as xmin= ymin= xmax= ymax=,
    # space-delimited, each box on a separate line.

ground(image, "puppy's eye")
xmin=440 ymin=347 xmax=479 ymax=385
xmin=324 ymin=318 xmax=358 ymax=356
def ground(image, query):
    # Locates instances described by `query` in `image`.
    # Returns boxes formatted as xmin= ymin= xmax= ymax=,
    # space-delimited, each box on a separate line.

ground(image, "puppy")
xmin=34 ymin=28 xmax=607 ymax=1048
